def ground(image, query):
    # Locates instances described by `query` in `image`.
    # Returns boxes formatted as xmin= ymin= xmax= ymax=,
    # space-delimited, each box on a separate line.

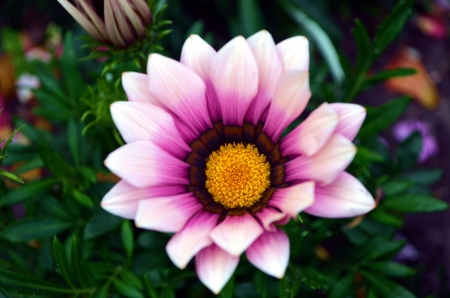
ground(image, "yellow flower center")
xmin=205 ymin=143 xmax=271 ymax=209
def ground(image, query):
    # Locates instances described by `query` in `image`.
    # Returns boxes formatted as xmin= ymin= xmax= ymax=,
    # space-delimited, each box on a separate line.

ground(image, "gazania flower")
xmin=57 ymin=0 xmax=151 ymax=48
xmin=102 ymin=31 xmax=375 ymax=294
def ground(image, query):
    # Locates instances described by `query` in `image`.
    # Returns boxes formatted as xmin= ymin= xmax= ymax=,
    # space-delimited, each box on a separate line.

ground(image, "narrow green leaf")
xmin=220 ymin=275 xmax=235 ymax=298
xmin=358 ymin=96 xmax=410 ymax=138
xmin=0 ymin=178 xmax=60 ymax=207
xmin=61 ymin=31 xmax=86 ymax=100
xmin=383 ymin=194 xmax=448 ymax=212
xmin=237 ymin=0 xmax=264 ymax=36
xmin=362 ymin=271 xmax=415 ymax=298
xmin=0 ymin=268 xmax=76 ymax=296
xmin=121 ymin=220 xmax=134 ymax=259
xmin=0 ymin=170 xmax=23 ymax=184
xmin=369 ymin=208 xmax=403 ymax=227
xmin=142 ymin=274 xmax=158 ymax=298
xmin=381 ymin=180 xmax=414 ymax=197
xmin=12 ymin=156 xmax=43 ymax=174
xmin=72 ymin=189 xmax=94 ymax=208
xmin=354 ymin=146 xmax=385 ymax=164
xmin=352 ymin=19 xmax=372 ymax=75
xmin=280 ymin=0 xmax=344 ymax=83
xmin=113 ymin=278 xmax=144 ymax=298
xmin=351 ymin=239 xmax=405 ymax=262
xmin=363 ymin=68 xmax=416 ymax=89
xmin=366 ymin=261 xmax=415 ymax=277
xmin=120 ymin=270 xmax=142 ymax=290
xmin=67 ymin=117 xmax=82 ymax=165
xmin=52 ymin=237 xmax=75 ymax=288
xmin=40 ymin=195 xmax=73 ymax=220
xmin=329 ymin=273 xmax=354 ymax=298
xmin=397 ymin=132 xmax=422 ymax=170
xmin=403 ymin=169 xmax=442 ymax=185
xmin=0 ymin=218 xmax=75 ymax=242
xmin=372 ymin=0 xmax=415 ymax=59
xmin=84 ymin=210 xmax=122 ymax=240
xmin=71 ymin=236 xmax=94 ymax=288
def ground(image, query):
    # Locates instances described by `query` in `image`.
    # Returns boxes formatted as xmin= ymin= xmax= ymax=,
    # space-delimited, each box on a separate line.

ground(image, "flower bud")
xmin=57 ymin=0 xmax=152 ymax=48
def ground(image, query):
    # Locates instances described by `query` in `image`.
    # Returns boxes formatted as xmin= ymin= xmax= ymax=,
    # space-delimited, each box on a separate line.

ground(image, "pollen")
xmin=205 ymin=143 xmax=271 ymax=209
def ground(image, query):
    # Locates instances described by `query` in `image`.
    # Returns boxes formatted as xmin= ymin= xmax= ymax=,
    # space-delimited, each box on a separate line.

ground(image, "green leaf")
xmin=352 ymin=239 xmax=405 ymax=262
xmin=363 ymin=68 xmax=416 ymax=89
xmin=362 ymin=271 xmax=415 ymax=298
xmin=366 ymin=261 xmax=415 ymax=277
xmin=354 ymin=146 xmax=385 ymax=165
xmin=372 ymin=0 xmax=415 ymax=58
xmin=142 ymin=274 xmax=158 ymax=298
xmin=52 ymin=237 xmax=75 ymax=288
xmin=253 ymin=272 xmax=269 ymax=298
xmin=71 ymin=236 xmax=94 ymax=288
xmin=397 ymin=132 xmax=422 ymax=170
xmin=329 ymin=273 xmax=354 ymax=298
xmin=237 ymin=0 xmax=264 ymax=36
xmin=280 ymin=0 xmax=344 ymax=83
xmin=67 ymin=117 xmax=82 ymax=165
xmin=358 ymin=96 xmax=411 ymax=138
xmin=1 ymin=218 xmax=75 ymax=242
xmin=40 ymin=195 xmax=73 ymax=220
xmin=0 ymin=268 xmax=77 ymax=296
xmin=113 ymin=278 xmax=144 ymax=298
xmin=369 ymin=208 xmax=403 ymax=227
xmin=381 ymin=180 xmax=414 ymax=197
xmin=352 ymin=19 xmax=372 ymax=76
xmin=403 ymin=169 xmax=442 ymax=186
xmin=121 ymin=220 xmax=134 ymax=259
xmin=383 ymin=194 xmax=448 ymax=212
xmin=71 ymin=189 xmax=94 ymax=208
xmin=120 ymin=270 xmax=142 ymax=290
xmin=61 ymin=32 xmax=86 ymax=100
xmin=84 ymin=210 xmax=122 ymax=240
xmin=220 ymin=275 xmax=235 ymax=298
xmin=0 ymin=178 xmax=60 ymax=207
xmin=0 ymin=170 xmax=23 ymax=184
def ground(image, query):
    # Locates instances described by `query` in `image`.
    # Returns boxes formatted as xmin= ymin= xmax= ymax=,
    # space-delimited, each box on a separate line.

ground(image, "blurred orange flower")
xmin=385 ymin=47 xmax=440 ymax=110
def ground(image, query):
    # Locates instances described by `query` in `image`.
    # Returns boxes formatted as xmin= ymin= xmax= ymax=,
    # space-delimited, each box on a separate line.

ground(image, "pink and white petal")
xmin=245 ymin=30 xmax=283 ymax=124
xmin=104 ymin=141 xmax=190 ymax=188
xmin=196 ymin=244 xmax=239 ymax=295
xmin=110 ymin=102 xmax=191 ymax=159
xmin=181 ymin=34 xmax=216 ymax=82
xmin=280 ymin=102 xmax=339 ymax=157
xmin=135 ymin=193 xmax=203 ymax=232
xmin=255 ymin=207 xmax=286 ymax=232
xmin=268 ymin=181 xmax=315 ymax=219
xmin=276 ymin=36 xmax=309 ymax=71
xmin=180 ymin=34 xmax=222 ymax=123
xmin=101 ymin=180 xmax=186 ymax=219
xmin=285 ymin=134 xmax=356 ymax=186
xmin=122 ymin=72 xmax=159 ymax=106
xmin=147 ymin=54 xmax=212 ymax=135
xmin=330 ymin=103 xmax=366 ymax=140
xmin=263 ymin=70 xmax=311 ymax=141
xmin=246 ymin=229 xmax=290 ymax=279
xmin=166 ymin=210 xmax=220 ymax=269
xmin=210 ymin=36 xmax=259 ymax=126
xmin=210 ymin=214 xmax=263 ymax=256
xmin=305 ymin=172 xmax=375 ymax=218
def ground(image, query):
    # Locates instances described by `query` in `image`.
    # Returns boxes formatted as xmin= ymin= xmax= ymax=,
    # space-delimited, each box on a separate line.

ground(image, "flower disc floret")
xmin=205 ymin=143 xmax=271 ymax=209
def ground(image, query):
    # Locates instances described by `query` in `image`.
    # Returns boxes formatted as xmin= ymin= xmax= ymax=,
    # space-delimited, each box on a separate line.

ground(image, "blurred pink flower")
xmin=393 ymin=120 xmax=439 ymax=163
xmin=101 ymin=31 xmax=375 ymax=294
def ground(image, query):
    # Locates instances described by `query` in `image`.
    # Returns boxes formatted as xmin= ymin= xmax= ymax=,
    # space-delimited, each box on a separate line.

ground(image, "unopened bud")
xmin=57 ymin=0 xmax=152 ymax=48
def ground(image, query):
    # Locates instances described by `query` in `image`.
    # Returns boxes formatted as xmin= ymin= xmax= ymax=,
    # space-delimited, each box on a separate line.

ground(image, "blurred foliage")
xmin=0 ymin=0 xmax=447 ymax=297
